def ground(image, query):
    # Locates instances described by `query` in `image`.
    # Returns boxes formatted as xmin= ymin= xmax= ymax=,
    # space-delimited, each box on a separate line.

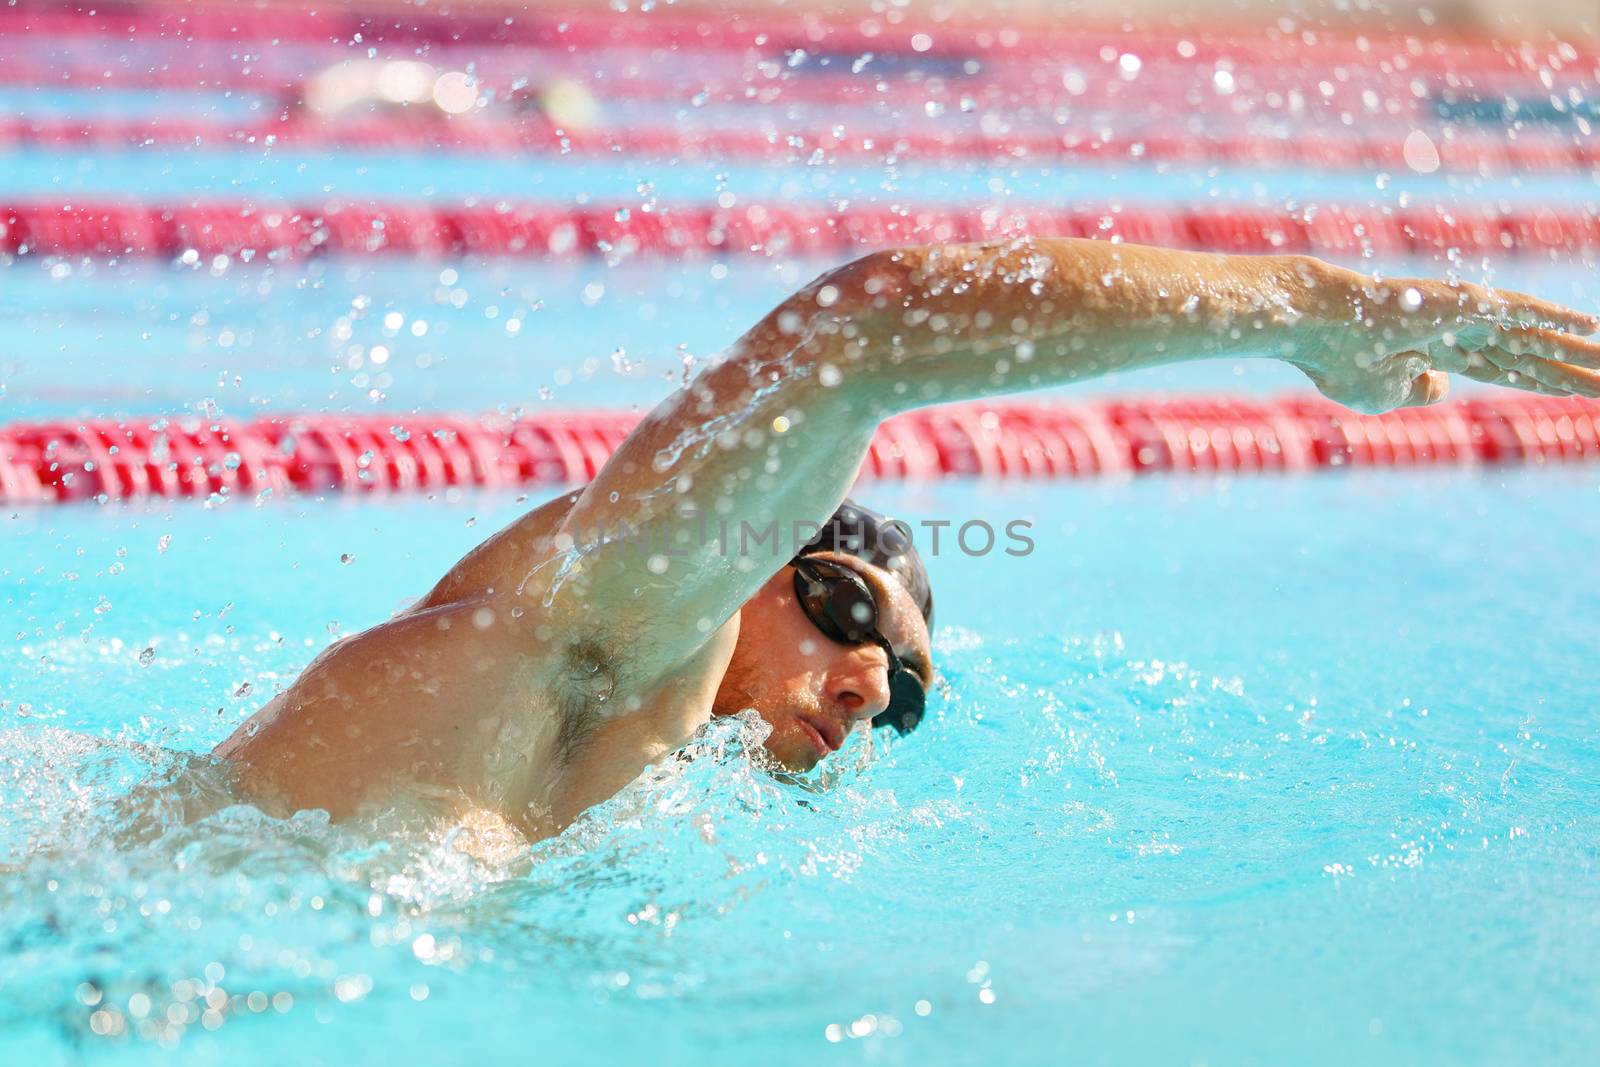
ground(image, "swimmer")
xmin=216 ymin=238 xmax=1600 ymax=840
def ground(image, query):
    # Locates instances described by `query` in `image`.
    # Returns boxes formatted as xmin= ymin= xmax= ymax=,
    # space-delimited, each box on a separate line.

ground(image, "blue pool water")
xmin=6 ymin=14 xmax=1600 ymax=1066
xmin=5 ymin=146 xmax=1598 ymax=208
xmin=4 ymin=255 xmax=1597 ymax=422
xmin=4 ymin=472 xmax=1600 ymax=1065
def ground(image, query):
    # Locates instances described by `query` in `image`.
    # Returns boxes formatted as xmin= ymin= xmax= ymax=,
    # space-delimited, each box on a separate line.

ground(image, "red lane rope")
xmin=4 ymin=118 xmax=1588 ymax=175
xmin=5 ymin=2 xmax=1589 ymax=75
xmin=0 ymin=39 xmax=1568 ymax=110
xmin=2 ymin=200 xmax=1595 ymax=260
xmin=0 ymin=199 xmax=1593 ymax=260
xmin=4 ymin=396 xmax=1597 ymax=503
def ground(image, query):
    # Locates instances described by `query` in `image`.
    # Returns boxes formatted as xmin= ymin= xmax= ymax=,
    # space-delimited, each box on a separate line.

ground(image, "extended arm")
xmin=521 ymin=238 xmax=1600 ymax=684
xmin=785 ymin=239 xmax=1600 ymax=414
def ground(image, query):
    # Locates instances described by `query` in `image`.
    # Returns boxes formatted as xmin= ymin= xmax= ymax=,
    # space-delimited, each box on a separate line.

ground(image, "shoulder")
xmin=414 ymin=488 xmax=584 ymax=612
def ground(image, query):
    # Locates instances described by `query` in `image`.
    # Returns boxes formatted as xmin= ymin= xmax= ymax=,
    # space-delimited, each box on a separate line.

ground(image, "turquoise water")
xmin=4 ymin=473 xmax=1599 ymax=1064
xmin=5 ymin=146 xmax=1597 ymax=207
xmin=4 ymin=256 xmax=1597 ymax=422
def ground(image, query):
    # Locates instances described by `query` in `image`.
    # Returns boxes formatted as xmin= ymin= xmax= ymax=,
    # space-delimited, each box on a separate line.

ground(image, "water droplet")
xmin=1402 ymin=130 xmax=1441 ymax=174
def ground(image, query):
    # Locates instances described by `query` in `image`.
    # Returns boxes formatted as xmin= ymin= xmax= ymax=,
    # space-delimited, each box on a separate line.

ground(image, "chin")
xmin=764 ymin=725 xmax=824 ymax=773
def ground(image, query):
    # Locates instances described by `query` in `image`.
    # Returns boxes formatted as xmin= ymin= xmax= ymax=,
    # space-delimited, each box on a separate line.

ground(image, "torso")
xmin=215 ymin=490 xmax=739 ymax=841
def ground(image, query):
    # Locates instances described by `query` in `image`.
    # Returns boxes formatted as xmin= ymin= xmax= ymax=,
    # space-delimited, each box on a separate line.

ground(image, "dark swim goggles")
xmin=792 ymin=556 xmax=928 ymax=736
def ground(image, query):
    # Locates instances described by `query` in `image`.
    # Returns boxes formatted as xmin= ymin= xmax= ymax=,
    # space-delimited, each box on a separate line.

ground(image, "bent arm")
xmin=523 ymin=237 xmax=1600 ymax=683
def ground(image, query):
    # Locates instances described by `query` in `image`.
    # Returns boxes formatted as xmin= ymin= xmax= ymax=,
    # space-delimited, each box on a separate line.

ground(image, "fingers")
xmin=1424 ymin=339 xmax=1473 ymax=374
xmin=1458 ymin=364 xmax=1574 ymax=397
xmin=1422 ymin=279 xmax=1600 ymax=334
xmin=1492 ymin=288 xmax=1600 ymax=333
xmin=1401 ymin=369 xmax=1450 ymax=407
xmin=1455 ymin=355 xmax=1562 ymax=393
xmin=1479 ymin=346 xmax=1600 ymax=397
xmin=1448 ymin=351 xmax=1572 ymax=395
xmin=1426 ymin=325 xmax=1600 ymax=397
xmin=1489 ymin=326 xmax=1600 ymax=369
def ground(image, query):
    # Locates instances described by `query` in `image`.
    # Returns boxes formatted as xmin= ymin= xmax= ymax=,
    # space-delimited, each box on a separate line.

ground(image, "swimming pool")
xmin=4 ymin=5 xmax=1600 ymax=1064
xmin=6 ymin=254 xmax=1596 ymax=423
xmin=6 ymin=472 xmax=1600 ymax=1064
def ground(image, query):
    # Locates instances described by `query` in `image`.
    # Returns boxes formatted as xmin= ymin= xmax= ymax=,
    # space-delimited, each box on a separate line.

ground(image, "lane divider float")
xmin=2 ymin=201 xmax=1597 ymax=261
xmin=0 ymin=46 xmax=1563 ymax=122
xmin=6 ymin=3 xmax=1586 ymax=77
xmin=3 ymin=395 xmax=1596 ymax=503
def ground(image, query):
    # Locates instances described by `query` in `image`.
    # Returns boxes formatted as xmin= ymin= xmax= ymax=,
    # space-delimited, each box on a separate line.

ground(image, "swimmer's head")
xmin=712 ymin=499 xmax=934 ymax=772
xmin=795 ymin=498 xmax=933 ymax=628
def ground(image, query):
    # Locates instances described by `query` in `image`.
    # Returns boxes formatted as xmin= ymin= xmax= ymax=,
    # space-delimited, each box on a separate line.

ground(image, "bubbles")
xmin=1402 ymin=129 xmax=1442 ymax=174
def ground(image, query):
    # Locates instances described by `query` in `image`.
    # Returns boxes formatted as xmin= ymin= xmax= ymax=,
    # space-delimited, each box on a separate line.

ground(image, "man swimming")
xmin=216 ymin=237 xmax=1600 ymax=840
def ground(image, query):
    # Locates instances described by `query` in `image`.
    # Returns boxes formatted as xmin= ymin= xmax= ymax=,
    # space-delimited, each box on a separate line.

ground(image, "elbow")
xmin=715 ymin=248 xmax=927 ymax=417
xmin=803 ymin=245 xmax=931 ymax=313
xmin=759 ymin=249 xmax=912 ymax=363
xmin=828 ymin=246 xmax=920 ymax=303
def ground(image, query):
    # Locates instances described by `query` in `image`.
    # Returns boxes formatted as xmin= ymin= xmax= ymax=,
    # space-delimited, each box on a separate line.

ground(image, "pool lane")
xmin=2 ymin=147 xmax=1597 ymax=209
xmin=3 ymin=256 xmax=1594 ymax=423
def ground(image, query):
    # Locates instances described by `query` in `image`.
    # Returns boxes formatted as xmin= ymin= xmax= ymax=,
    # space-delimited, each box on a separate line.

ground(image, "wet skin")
xmin=217 ymin=238 xmax=1600 ymax=840
xmin=216 ymin=489 xmax=929 ymax=838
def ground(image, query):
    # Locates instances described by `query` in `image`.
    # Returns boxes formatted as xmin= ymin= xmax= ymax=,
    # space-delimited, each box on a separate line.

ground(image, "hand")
xmin=1288 ymin=263 xmax=1600 ymax=414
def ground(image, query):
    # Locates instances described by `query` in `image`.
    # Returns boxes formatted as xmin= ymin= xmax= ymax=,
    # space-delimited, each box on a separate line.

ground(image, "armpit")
xmin=550 ymin=637 xmax=620 ymax=762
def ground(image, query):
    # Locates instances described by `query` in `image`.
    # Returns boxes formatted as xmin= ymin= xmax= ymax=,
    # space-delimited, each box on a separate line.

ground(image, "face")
xmin=712 ymin=553 xmax=934 ymax=772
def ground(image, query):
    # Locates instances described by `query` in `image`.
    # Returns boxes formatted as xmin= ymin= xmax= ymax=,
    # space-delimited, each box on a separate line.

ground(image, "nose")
xmin=824 ymin=645 xmax=893 ymax=726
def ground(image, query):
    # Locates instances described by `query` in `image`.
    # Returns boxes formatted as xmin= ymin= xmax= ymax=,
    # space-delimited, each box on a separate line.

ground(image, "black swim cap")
xmin=795 ymin=499 xmax=933 ymax=627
